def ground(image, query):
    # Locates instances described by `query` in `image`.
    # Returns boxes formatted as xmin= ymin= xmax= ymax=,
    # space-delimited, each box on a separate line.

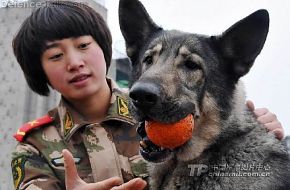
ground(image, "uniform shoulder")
xmin=113 ymin=87 xmax=129 ymax=99
xmin=13 ymin=115 xmax=54 ymax=142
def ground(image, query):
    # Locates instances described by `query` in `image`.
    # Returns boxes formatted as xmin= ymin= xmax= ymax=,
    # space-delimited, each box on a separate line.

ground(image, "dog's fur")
xmin=119 ymin=0 xmax=290 ymax=189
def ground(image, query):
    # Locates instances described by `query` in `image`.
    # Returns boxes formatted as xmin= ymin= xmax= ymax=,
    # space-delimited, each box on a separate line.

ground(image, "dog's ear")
xmin=119 ymin=0 xmax=162 ymax=64
xmin=214 ymin=9 xmax=269 ymax=80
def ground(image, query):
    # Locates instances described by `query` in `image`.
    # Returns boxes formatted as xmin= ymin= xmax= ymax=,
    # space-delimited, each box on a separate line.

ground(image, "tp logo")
xmin=188 ymin=164 xmax=208 ymax=176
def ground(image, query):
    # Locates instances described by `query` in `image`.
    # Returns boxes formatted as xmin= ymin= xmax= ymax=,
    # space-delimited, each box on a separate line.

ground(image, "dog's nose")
xmin=129 ymin=82 xmax=160 ymax=109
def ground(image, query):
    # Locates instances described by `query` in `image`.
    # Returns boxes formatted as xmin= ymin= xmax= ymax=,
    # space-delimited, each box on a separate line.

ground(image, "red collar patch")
xmin=13 ymin=115 xmax=54 ymax=142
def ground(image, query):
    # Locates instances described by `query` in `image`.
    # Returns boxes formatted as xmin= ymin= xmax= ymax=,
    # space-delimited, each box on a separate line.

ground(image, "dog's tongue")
xmin=145 ymin=114 xmax=194 ymax=149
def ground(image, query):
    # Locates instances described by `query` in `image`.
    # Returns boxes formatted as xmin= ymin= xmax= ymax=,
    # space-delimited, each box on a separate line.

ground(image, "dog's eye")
xmin=143 ymin=56 xmax=153 ymax=65
xmin=184 ymin=60 xmax=200 ymax=71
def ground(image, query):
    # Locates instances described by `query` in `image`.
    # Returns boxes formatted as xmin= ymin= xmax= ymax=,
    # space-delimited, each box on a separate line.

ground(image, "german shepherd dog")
xmin=119 ymin=0 xmax=290 ymax=189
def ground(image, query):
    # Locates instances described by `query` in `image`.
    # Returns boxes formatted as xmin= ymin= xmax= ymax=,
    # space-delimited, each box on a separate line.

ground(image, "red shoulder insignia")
xmin=13 ymin=115 xmax=54 ymax=142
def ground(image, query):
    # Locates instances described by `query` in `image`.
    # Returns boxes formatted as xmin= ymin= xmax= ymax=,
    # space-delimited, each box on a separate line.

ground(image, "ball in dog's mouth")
xmin=138 ymin=114 xmax=194 ymax=162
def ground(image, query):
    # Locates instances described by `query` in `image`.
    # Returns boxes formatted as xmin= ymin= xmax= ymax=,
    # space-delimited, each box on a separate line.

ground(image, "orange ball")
xmin=145 ymin=114 xmax=194 ymax=149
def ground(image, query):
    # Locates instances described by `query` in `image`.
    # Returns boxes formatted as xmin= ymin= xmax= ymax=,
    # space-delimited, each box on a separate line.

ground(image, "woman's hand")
xmin=246 ymin=100 xmax=284 ymax=140
xmin=63 ymin=149 xmax=147 ymax=190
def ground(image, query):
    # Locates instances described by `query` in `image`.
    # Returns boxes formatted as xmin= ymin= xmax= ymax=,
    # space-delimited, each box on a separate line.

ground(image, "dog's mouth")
xmin=137 ymin=121 xmax=173 ymax=163
xmin=137 ymin=114 xmax=195 ymax=163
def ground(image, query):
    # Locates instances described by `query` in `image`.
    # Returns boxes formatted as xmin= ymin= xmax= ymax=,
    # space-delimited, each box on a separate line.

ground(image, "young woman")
xmin=11 ymin=1 xmax=284 ymax=190
xmin=11 ymin=1 xmax=146 ymax=189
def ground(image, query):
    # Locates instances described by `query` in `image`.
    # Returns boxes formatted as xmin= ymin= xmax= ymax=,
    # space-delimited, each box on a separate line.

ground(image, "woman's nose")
xmin=66 ymin=53 xmax=85 ymax=71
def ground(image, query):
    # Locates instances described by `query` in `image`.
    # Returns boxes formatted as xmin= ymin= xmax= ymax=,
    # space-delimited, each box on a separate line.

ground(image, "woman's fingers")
xmin=111 ymin=178 xmax=147 ymax=190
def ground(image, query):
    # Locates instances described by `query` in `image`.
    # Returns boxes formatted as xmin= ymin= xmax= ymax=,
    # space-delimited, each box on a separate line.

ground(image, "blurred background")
xmin=0 ymin=0 xmax=289 ymax=189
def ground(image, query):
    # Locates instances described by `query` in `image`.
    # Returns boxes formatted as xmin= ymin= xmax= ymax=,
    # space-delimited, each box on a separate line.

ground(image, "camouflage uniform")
xmin=11 ymin=79 xmax=148 ymax=190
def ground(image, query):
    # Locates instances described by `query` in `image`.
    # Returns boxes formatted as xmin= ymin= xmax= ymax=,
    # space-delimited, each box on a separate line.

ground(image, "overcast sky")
xmin=105 ymin=0 xmax=290 ymax=136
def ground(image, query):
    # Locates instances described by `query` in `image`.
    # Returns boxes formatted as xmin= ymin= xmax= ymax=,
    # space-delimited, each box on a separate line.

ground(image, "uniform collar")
xmin=50 ymin=78 xmax=136 ymax=141
xmin=104 ymin=79 xmax=135 ymax=124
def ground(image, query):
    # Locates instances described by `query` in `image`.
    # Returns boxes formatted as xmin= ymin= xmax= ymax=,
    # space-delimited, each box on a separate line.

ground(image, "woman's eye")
xmin=78 ymin=42 xmax=91 ymax=49
xmin=49 ymin=53 xmax=63 ymax=60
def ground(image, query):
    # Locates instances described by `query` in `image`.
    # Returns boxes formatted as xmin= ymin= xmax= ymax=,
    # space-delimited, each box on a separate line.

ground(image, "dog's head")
xmin=119 ymin=0 xmax=269 ymax=162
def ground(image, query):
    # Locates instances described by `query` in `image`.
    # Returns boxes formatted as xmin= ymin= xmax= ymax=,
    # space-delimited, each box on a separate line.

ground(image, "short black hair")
xmin=13 ymin=1 xmax=112 ymax=96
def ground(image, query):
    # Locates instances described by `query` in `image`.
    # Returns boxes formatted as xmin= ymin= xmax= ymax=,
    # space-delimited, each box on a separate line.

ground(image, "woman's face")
xmin=41 ymin=35 xmax=107 ymax=101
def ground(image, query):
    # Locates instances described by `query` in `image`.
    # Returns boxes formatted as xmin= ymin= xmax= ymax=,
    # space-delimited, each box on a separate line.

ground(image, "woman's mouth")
xmin=69 ymin=74 xmax=91 ymax=87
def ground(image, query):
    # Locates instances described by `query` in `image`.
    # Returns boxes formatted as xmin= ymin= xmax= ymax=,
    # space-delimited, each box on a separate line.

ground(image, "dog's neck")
xmin=215 ymin=80 xmax=258 ymax=143
xmin=231 ymin=81 xmax=247 ymax=121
